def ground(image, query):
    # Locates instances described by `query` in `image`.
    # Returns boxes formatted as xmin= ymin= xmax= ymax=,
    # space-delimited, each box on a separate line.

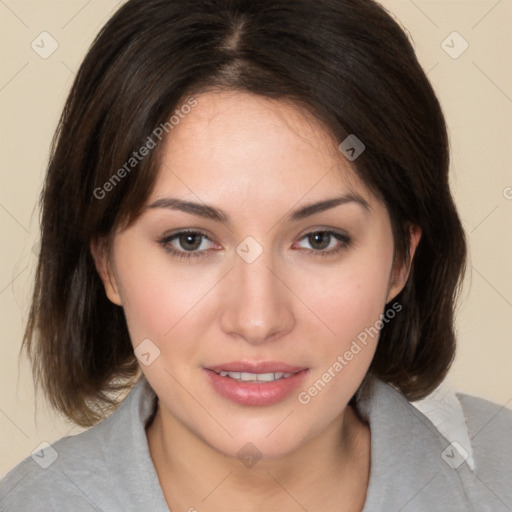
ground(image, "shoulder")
xmin=412 ymin=386 xmax=512 ymax=510
xmin=456 ymin=392 xmax=512 ymax=470
xmin=0 ymin=429 xmax=108 ymax=511
xmin=456 ymin=391 xmax=512 ymax=434
xmin=0 ymin=376 xmax=163 ymax=512
xmin=458 ymin=393 xmax=512 ymax=510
xmin=359 ymin=378 xmax=512 ymax=511
xmin=410 ymin=383 xmax=512 ymax=463
xmin=1 ymin=386 xmax=126 ymax=511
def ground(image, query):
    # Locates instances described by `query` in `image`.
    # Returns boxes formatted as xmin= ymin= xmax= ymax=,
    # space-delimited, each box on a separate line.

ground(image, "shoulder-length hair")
xmin=23 ymin=0 xmax=467 ymax=426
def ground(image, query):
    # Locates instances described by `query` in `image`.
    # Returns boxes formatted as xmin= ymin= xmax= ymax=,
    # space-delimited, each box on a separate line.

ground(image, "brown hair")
xmin=23 ymin=0 xmax=467 ymax=426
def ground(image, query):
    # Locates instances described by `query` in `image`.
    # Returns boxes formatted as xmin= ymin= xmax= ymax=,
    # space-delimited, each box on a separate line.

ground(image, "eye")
xmin=158 ymin=230 xmax=216 ymax=260
xmin=158 ymin=229 xmax=352 ymax=261
xmin=294 ymin=230 xmax=351 ymax=257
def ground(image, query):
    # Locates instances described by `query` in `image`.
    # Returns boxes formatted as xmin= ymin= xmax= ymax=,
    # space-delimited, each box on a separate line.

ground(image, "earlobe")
xmin=90 ymin=237 xmax=123 ymax=306
xmin=386 ymin=224 xmax=422 ymax=303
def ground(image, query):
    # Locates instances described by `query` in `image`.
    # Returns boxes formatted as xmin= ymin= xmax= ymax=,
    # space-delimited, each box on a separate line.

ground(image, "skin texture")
xmin=92 ymin=90 xmax=421 ymax=511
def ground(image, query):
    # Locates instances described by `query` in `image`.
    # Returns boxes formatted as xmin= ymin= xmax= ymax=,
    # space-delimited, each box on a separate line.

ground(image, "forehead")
xmin=151 ymin=90 xmax=370 ymax=204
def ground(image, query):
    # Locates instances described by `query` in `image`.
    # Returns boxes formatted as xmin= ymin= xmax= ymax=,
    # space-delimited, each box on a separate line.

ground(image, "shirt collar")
xmin=92 ymin=373 xmax=473 ymax=511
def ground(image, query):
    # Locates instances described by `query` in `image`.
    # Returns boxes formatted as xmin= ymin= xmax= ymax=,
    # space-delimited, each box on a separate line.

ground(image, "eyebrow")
xmin=146 ymin=194 xmax=370 ymax=224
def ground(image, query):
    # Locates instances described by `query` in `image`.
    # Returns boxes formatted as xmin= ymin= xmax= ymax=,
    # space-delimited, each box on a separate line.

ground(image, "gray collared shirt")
xmin=1 ymin=375 xmax=511 ymax=511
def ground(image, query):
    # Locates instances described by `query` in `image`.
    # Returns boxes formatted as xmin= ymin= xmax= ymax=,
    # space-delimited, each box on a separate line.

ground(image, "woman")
xmin=1 ymin=0 xmax=510 ymax=510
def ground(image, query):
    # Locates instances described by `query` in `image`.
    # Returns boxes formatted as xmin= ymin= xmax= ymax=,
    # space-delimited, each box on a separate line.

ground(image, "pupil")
xmin=310 ymin=232 xmax=330 ymax=250
xmin=180 ymin=233 xmax=201 ymax=251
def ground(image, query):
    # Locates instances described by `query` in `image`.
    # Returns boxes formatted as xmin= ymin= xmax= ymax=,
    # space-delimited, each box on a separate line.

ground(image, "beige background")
xmin=1 ymin=0 xmax=511 ymax=477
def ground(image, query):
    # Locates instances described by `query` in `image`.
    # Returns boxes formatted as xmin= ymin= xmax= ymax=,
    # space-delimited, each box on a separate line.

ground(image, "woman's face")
xmin=94 ymin=90 xmax=418 ymax=460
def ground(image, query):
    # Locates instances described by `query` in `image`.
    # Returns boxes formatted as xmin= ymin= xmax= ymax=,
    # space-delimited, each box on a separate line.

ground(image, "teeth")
xmin=218 ymin=371 xmax=293 ymax=382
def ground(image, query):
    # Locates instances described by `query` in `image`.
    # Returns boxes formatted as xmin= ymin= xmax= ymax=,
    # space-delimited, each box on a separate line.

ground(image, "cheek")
xmin=294 ymin=252 xmax=392 ymax=418
xmin=111 ymin=240 xmax=177 ymax=345
xmin=113 ymin=244 xmax=221 ymax=350
xmin=117 ymin=275 xmax=169 ymax=345
xmin=298 ymin=248 xmax=393 ymax=347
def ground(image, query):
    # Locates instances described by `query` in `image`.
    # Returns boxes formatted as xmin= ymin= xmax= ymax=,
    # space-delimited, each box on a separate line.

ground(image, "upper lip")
xmin=205 ymin=361 xmax=308 ymax=374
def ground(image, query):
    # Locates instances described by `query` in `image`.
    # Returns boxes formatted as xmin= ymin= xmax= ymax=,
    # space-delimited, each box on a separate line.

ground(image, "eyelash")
xmin=158 ymin=229 xmax=352 ymax=261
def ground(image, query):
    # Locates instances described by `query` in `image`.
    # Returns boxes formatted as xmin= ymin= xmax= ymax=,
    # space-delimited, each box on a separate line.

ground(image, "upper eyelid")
xmin=295 ymin=226 xmax=350 ymax=239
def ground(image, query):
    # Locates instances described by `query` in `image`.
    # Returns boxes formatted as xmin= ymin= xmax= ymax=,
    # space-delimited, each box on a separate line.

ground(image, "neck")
xmin=146 ymin=402 xmax=370 ymax=512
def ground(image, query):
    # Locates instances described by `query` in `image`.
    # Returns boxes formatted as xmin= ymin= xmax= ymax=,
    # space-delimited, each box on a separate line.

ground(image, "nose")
xmin=219 ymin=244 xmax=295 ymax=345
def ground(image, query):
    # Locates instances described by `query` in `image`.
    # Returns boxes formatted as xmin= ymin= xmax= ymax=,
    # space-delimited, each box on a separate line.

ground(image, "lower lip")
xmin=203 ymin=368 xmax=309 ymax=406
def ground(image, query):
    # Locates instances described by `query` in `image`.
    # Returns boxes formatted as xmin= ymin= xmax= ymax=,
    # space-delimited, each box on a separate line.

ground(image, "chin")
xmin=197 ymin=418 xmax=313 ymax=464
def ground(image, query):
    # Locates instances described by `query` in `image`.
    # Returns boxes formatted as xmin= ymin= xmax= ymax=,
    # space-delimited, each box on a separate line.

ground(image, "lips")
xmin=203 ymin=361 xmax=309 ymax=406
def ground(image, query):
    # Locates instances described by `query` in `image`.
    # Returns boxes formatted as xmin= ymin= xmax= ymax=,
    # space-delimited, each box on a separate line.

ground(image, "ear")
xmin=386 ymin=224 xmax=422 ymax=304
xmin=90 ymin=237 xmax=123 ymax=306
